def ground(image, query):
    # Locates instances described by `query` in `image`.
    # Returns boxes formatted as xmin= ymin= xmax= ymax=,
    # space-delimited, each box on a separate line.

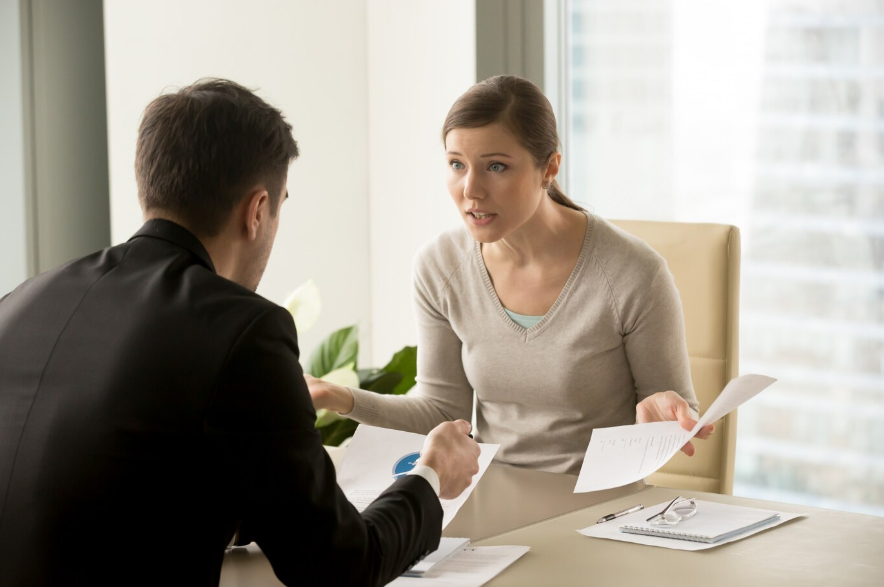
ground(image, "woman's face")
xmin=445 ymin=123 xmax=548 ymax=243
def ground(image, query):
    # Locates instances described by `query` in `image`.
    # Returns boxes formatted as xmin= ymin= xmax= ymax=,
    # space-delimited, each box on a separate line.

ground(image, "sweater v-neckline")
xmin=473 ymin=212 xmax=594 ymax=339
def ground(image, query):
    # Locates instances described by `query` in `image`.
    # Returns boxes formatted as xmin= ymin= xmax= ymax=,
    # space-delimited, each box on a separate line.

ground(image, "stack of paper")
xmin=402 ymin=537 xmax=470 ymax=577
xmin=389 ymin=545 xmax=530 ymax=586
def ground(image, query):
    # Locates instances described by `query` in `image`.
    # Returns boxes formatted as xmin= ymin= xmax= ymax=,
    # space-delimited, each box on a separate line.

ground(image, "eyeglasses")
xmin=646 ymin=496 xmax=697 ymax=526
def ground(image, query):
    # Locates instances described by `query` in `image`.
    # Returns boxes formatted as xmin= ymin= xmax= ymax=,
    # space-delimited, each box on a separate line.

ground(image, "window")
xmin=551 ymin=0 xmax=884 ymax=516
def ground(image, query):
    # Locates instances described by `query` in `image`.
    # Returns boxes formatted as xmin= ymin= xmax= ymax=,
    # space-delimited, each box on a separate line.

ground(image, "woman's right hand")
xmin=304 ymin=374 xmax=355 ymax=414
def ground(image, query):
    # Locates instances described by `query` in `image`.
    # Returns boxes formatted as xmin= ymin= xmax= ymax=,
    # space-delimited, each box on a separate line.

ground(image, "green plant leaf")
xmin=381 ymin=346 xmax=417 ymax=395
xmin=356 ymin=368 xmax=376 ymax=382
xmin=307 ymin=325 xmax=359 ymax=378
xmin=361 ymin=371 xmax=403 ymax=394
xmin=320 ymin=419 xmax=359 ymax=447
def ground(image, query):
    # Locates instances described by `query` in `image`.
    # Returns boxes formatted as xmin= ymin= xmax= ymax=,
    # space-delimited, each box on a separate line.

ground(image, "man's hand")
xmin=636 ymin=391 xmax=715 ymax=457
xmin=304 ymin=374 xmax=355 ymax=414
xmin=418 ymin=420 xmax=481 ymax=500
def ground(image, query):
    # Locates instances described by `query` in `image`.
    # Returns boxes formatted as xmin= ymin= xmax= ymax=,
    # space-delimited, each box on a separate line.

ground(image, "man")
xmin=0 ymin=79 xmax=480 ymax=587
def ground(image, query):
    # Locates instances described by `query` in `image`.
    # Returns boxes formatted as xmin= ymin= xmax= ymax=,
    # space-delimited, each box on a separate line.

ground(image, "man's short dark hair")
xmin=135 ymin=78 xmax=299 ymax=236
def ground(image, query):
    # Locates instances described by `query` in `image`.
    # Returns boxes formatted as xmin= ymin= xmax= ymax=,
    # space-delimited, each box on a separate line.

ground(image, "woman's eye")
xmin=450 ymin=160 xmax=465 ymax=170
xmin=488 ymin=162 xmax=507 ymax=172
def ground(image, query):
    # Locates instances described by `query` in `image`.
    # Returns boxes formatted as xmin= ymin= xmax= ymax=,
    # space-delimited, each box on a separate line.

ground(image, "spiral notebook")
xmin=619 ymin=500 xmax=780 ymax=544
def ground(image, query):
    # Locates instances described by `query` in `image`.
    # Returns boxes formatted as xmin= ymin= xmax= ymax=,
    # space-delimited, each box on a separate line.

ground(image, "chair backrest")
xmin=611 ymin=220 xmax=741 ymax=494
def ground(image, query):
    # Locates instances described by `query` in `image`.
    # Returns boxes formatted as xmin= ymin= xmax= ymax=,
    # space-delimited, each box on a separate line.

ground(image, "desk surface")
xmin=477 ymin=486 xmax=884 ymax=586
xmin=221 ymin=451 xmax=884 ymax=586
xmin=220 ymin=462 xmax=641 ymax=586
xmin=443 ymin=462 xmax=644 ymax=540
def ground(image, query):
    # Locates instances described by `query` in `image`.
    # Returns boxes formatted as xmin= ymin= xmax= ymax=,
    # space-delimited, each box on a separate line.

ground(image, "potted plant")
xmin=285 ymin=280 xmax=417 ymax=446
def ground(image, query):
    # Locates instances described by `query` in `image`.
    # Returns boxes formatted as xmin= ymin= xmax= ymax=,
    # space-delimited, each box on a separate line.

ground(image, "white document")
xmin=574 ymin=374 xmax=776 ymax=493
xmin=387 ymin=545 xmax=531 ymax=587
xmin=336 ymin=424 xmax=500 ymax=529
xmin=578 ymin=500 xmax=804 ymax=551
xmin=403 ymin=537 xmax=470 ymax=577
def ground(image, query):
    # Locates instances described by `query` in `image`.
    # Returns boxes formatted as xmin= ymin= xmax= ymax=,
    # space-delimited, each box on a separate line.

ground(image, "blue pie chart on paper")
xmin=392 ymin=452 xmax=422 ymax=479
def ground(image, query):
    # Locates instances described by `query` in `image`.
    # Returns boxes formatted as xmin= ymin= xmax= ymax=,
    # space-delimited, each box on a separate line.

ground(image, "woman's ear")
xmin=544 ymin=152 xmax=562 ymax=185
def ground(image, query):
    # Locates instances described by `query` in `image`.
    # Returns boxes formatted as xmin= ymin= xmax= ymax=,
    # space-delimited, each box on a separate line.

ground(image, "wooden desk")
xmin=443 ymin=463 xmax=644 ymax=540
xmin=221 ymin=451 xmax=884 ymax=586
xmin=476 ymin=486 xmax=884 ymax=586
xmin=220 ymin=462 xmax=642 ymax=586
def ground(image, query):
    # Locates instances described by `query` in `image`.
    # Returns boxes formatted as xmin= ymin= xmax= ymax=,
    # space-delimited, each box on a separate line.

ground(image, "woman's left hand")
xmin=636 ymin=391 xmax=715 ymax=456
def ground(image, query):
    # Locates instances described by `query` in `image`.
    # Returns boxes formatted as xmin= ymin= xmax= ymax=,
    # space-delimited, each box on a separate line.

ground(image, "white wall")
xmin=0 ymin=0 xmax=28 ymax=295
xmin=104 ymin=0 xmax=372 ymax=365
xmin=105 ymin=0 xmax=476 ymax=367
xmin=366 ymin=0 xmax=475 ymax=363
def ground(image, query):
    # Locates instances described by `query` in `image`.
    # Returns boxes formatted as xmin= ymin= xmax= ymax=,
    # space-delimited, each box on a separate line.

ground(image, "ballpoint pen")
xmin=596 ymin=503 xmax=644 ymax=524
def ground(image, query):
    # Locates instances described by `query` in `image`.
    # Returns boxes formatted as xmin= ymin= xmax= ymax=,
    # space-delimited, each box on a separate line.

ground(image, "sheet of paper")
xmin=337 ymin=424 xmax=500 ymax=529
xmin=574 ymin=374 xmax=776 ymax=493
xmin=404 ymin=537 xmax=470 ymax=577
xmin=388 ymin=546 xmax=531 ymax=587
xmin=692 ymin=374 xmax=776 ymax=431
xmin=578 ymin=501 xmax=804 ymax=551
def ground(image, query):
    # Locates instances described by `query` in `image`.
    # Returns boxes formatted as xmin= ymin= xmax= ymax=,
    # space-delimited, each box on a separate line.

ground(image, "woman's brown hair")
xmin=442 ymin=75 xmax=583 ymax=212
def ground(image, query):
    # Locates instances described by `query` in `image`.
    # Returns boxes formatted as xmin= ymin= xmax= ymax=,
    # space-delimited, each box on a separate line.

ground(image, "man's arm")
xmin=205 ymin=305 xmax=442 ymax=587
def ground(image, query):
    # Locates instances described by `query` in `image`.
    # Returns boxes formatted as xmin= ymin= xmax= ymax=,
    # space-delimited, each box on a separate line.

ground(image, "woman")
xmin=308 ymin=75 xmax=713 ymax=475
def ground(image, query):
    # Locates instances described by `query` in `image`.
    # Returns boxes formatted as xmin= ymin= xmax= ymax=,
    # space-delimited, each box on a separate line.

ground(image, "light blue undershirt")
xmin=504 ymin=308 xmax=543 ymax=329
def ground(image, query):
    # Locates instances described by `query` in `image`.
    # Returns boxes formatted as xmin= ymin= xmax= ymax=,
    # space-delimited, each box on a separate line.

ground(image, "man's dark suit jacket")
xmin=0 ymin=219 xmax=442 ymax=586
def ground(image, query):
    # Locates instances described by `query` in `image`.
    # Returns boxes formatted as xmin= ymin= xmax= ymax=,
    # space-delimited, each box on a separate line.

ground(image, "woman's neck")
xmin=484 ymin=197 xmax=585 ymax=267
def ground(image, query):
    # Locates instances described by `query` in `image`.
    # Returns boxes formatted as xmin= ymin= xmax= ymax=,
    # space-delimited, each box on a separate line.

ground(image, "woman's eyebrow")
xmin=445 ymin=151 xmax=513 ymax=158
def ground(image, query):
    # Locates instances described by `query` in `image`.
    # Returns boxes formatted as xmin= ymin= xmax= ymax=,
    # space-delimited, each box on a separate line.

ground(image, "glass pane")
xmin=565 ymin=0 xmax=884 ymax=516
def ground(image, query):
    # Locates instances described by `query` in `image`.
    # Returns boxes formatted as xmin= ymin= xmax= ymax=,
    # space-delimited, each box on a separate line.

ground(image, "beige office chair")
xmin=611 ymin=220 xmax=741 ymax=495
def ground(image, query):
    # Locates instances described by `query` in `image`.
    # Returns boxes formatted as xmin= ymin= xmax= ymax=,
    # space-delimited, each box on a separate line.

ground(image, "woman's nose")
xmin=463 ymin=173 xmax=484 ymax=200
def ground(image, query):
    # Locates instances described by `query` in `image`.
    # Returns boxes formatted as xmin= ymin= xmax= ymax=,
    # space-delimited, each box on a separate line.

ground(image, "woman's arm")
xmin=308 ymin=258 xmax=474 ymax=434
xmin=621 ymin=260 xmax=697 ymax=409
xmin=621 ymin=259 xmax=713 ymax=454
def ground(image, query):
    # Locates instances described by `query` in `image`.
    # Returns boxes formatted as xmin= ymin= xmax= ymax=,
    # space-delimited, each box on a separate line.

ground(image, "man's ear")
xmin=243 ymin=187 xmax=270 ymax=241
